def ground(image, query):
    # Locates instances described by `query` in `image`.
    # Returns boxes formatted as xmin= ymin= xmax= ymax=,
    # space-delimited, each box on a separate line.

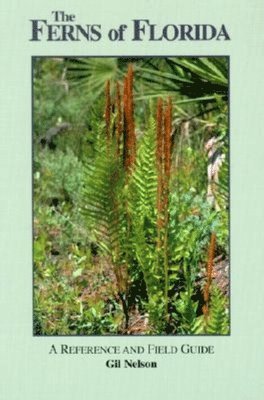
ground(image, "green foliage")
xmin=174 ymin=289 xmax=200 ymax=334
xmin=170 ymin=57 xmax=228 ymax=87
xmin=136 ymin=57 xmax=228 ymax=104
xmin=81 ymin=139 xmax=126 ymax=257
xmin=34 ymin=148 xmax=84 ymax=206
xmin=130 ymin=118 xmax=157 ymax=222
xmin=169 ymin=192 xmax=219 ymax=270
xmin=34 ymin=59 xmax=81 ymax=138
xmin=129 ymin=120 xmax=166 ymax=329
xmin=34 ymin=276 xmax=123 ymax=335
xmin=206 ymin=285 xmax=229 ymax=334
xmin=66 ymin=58 xmax=120 ymax=102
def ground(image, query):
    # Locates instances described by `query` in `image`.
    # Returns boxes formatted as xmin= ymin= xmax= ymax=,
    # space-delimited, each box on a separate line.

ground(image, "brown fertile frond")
xmin=164 ymin=97 xmax=172 ymax=180
xmin=156 ymin=98 xmax=164 ymax=170
xmin=123 ymin=64 xmax=136 ymax=173
xmin=202 ymin=305 xmax=209 ymax=316
xmin=116 ymin=81 xmax=123 ymax=155
xmin=207 ymin=232 xmax=216 ymax=286
xmin=105 ymin=80 xmax=111 ymax=144
xmin=127 ymin=64 xmax=134 ymax=117
xmin=203 ymin=232 xmax=217 ymax=318
xmin=127 ymin=64 xmax=136 ymax=169
xmin=156 ymin=98 xmax=164 ymax=231
xmin=123 ymin=76 xmax=129 ymax=169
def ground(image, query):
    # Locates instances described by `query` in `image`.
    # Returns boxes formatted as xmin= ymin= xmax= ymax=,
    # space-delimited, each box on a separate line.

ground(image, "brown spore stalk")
xmin=203 ymin=232 xmax=216 ymax=319
xmin=156 ymin=98 xmax=164 ymax=232
xmin=123 ymin=64 xmax=136 ymax=172
xmin=104 ymin=80 xmax=111 ymax=144
xmin=163 ymin=98 xmax=172 ymax=214
xmin=115 ymin=81 xmax=123 ymax=155
xmin=164 ymin=97 xmax=172 ymax=181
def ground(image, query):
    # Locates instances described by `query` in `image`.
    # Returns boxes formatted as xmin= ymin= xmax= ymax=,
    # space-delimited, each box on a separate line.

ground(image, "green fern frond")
xmin=206 ymin=285 xmax=229 ymax=334
xmin=216 ymin=156 xmax=229 ymax=209
xmin=126 ymin=118 xmax=167 ymax=321
xmin=130 ymin=117 xmax=157 ymax=223
xmin=81 ymin=142 xmax=125 ymax=256
xmin=174 ymin=290 xmax=199 ymax=334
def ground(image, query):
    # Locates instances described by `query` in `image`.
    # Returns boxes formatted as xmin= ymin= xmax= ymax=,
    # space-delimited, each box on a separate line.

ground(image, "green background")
xmin=0 ymin=0 xmax=264 ymax=398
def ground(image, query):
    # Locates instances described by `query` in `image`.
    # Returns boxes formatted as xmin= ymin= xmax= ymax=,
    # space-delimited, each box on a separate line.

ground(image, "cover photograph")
xmin=33 ymin=56 xmax=230 ymax=337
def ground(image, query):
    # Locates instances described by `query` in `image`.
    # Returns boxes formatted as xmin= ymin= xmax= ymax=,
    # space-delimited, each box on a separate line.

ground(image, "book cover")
xmin=0 ymin=1 xmax=263 ymax=399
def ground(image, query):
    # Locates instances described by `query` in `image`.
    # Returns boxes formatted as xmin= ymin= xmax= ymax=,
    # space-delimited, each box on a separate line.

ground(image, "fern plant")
xmin=82 ymin=141 xmax=124 ymax=256
xmin=205 ymin=285 xmax=229 ymax=334
xmin=81 ymin=136 xmax=131 ymax=328
xmin=128 ymin=117 xmax=167 ymax=330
